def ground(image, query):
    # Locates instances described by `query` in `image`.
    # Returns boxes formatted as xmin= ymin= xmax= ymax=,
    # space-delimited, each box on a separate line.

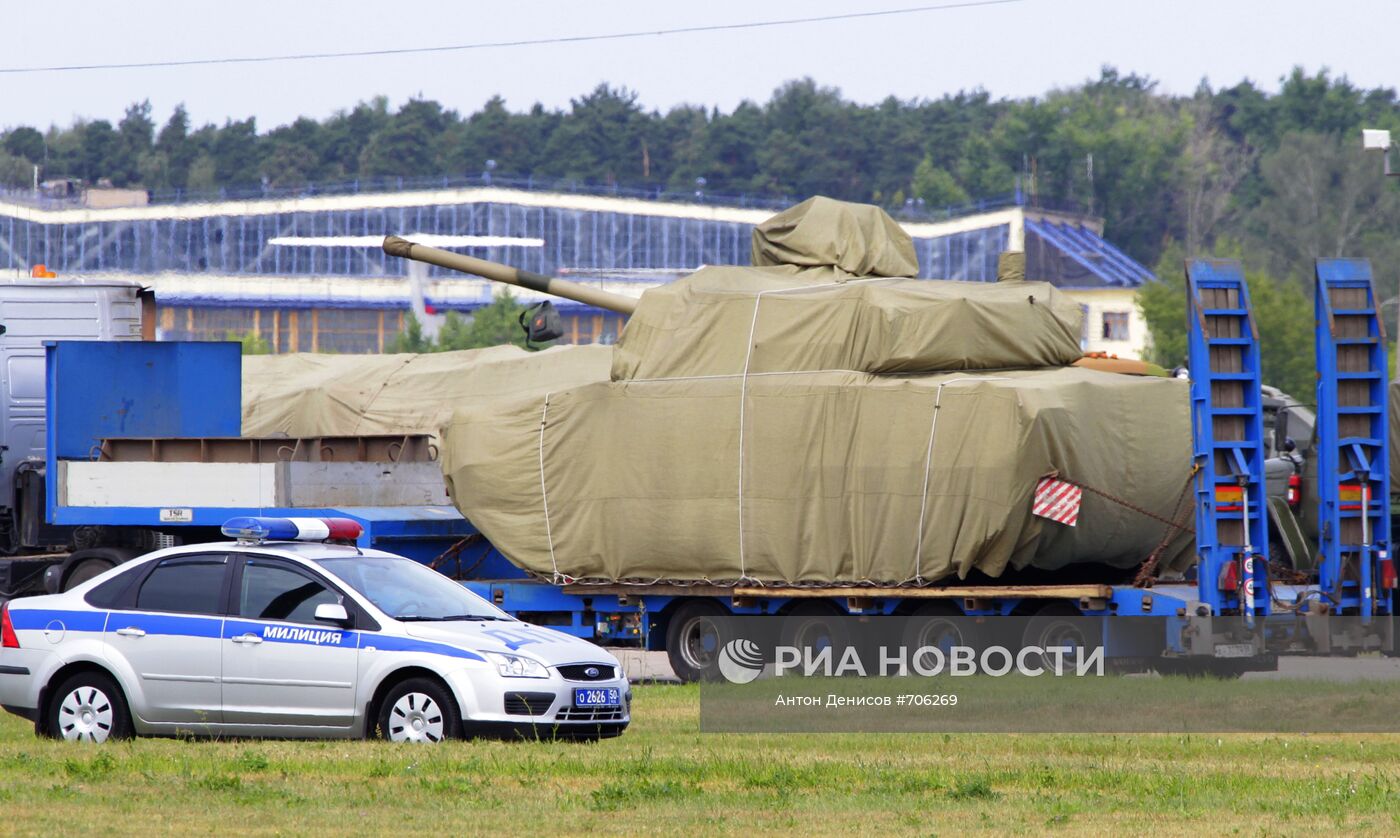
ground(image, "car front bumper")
xmin=445 ymin=669 xmax=632 ymax=734
xmin=462 ymin=718 xmax=628 ymax=740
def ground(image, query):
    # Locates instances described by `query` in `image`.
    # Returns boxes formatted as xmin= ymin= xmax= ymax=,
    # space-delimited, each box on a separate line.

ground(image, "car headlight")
xmin=482 ymin=651 xmax=549 ymax=678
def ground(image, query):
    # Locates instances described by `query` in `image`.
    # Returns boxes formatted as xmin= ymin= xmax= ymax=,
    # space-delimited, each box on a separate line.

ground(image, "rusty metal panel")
xmin=96 ymin=434 xmax=435 ymax=463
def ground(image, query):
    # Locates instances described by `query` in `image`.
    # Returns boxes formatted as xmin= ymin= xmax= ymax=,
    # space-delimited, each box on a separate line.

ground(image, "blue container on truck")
xmin=40 ymin=340 xmax=480 ymax=586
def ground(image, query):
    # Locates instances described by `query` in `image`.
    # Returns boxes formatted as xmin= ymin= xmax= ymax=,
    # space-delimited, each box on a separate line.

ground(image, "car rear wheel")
xmin=377 ymin=678 xmax=461 ymax=743
xmin=48 ymin=671 xmax=133 ymax=743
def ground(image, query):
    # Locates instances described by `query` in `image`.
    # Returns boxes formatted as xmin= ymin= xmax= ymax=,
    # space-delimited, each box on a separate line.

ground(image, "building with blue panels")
xmin=0 ymin=183 xmax=1155 ymax=356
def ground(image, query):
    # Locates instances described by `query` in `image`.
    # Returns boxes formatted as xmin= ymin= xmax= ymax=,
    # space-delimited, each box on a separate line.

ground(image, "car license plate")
xmin=1213 ymin=643 xmax=1255 ymax=658
xmin=573 ymin=687 xmax=621 ymax=708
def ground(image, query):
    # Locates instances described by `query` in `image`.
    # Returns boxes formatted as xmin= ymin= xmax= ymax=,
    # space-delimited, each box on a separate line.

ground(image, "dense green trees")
xmin=1138 ymin=241 xmax=1316 ymax=398
xmin=435 ymin=292 xmax=539 ymax=351
xmin=4 ymin=67 xmax=1399 ymax=383
xmin=5 ymin=69 xmax=1396 ymax=265
xmin=387 ymin=293 xmax=540 ymax=354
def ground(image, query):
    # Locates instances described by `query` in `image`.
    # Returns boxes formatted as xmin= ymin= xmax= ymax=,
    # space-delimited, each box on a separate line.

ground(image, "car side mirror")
xmin=314 ymin=603 xmax=351 ymax=625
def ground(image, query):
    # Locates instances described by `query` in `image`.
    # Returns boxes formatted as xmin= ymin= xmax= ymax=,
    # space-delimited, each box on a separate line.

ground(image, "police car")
xmin=0 ymin=517 xmax=629 ymax=743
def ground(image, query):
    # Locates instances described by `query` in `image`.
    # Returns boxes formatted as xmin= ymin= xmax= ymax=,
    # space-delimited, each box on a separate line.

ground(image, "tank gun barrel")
xmin=382 ymin=235 xmax=638 ymax=315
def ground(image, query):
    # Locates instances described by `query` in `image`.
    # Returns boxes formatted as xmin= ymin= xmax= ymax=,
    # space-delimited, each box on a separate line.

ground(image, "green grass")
xmin=704 ymin=674 xmax=1400 ymax=733
xmin=1 ymin=685 xmax=1397 ymax=835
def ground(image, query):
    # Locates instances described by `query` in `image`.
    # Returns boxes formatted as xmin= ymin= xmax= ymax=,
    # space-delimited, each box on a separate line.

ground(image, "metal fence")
xmin=1 ymin=173 xmax=1060 ymax=221
xmin=2 ymin=196 xmax=1013 ymax=283
xmin=157 ymin=305 xmax=627 ymax=353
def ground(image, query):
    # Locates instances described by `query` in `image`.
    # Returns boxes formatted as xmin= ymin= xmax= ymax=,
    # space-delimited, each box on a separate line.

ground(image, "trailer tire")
xmin=61 ymin=548 xmax=138 ymax=592
xmin=665 ymin=600 xmax=732 ymax=683
xmin=1021 ymin=604 xmax=1102 ymax=675
xmin=901 ymin=603 xmax=969 ymax=675
xmin=779 ymin=601 xmax=851 ymax=668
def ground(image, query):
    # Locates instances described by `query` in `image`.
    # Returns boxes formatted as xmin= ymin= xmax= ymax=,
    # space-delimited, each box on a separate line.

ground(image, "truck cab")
xmin=0 ymin=278 xmax=147 ymax=578
xmin=1261 ymin=385 xmax=1317 ymax=572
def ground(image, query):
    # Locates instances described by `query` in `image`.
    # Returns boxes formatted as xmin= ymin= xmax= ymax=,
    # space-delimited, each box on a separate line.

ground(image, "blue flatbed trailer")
xmin=24 ymin=258 xmax=1397 ymax=680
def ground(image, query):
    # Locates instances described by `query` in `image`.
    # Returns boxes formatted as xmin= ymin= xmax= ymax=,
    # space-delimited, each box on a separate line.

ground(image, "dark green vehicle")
xmin=1262 ymin=385 xmax=1317 ymax=573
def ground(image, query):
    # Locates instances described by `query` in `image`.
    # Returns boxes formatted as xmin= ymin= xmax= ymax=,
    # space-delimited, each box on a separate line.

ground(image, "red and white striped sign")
xmin=1033 ymin=477 xmax=1082 ymax=527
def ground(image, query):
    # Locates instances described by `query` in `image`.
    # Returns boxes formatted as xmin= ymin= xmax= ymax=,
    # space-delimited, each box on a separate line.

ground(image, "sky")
xmin=5 ymin=0 xmax=1398 ymax=132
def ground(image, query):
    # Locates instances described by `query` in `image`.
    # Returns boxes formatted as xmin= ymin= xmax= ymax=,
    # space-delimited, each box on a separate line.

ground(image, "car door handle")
xmin=230 ymin=633 xmax=263 ymax=645
xmin=115 ymin=627 xmax=146 ymax=637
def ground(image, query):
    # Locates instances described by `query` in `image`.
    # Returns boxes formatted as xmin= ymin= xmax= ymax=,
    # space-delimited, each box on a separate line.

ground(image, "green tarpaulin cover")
xmin=243 ymin=198 xmax=1193 ymax=586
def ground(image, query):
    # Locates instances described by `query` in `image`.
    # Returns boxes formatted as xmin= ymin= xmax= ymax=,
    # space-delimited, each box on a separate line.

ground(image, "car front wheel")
xmin=376 ymin=677 xmax=462 ymax=743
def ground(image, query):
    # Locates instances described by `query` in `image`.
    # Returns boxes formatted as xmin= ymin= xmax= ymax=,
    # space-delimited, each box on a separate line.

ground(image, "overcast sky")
xmin=6 ymin=0 xmax=1397 ymax=131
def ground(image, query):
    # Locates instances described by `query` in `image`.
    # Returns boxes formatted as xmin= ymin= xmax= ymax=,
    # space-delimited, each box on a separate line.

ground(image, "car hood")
xmin=402 ymin=620 xmax=616 ymax=667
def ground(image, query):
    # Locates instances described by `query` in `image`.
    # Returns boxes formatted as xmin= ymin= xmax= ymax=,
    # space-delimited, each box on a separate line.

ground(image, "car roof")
xmin=158 ymin=540 xmax=404 ymax=562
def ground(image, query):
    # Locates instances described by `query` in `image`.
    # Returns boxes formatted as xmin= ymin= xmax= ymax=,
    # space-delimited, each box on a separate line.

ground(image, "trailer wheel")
xmin=665 ymin=600 xmax=732 ymax=683
xmin=1021 ymin=604 xmax=1102 ymax=675
xmin=900 ymin=603 xmax=969 ymax=675
xmin=779 ymin=601 xmax=851 ymax=668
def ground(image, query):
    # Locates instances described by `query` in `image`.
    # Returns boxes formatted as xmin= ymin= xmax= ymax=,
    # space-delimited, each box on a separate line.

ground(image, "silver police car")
xmin=0 ymin=517 xmax=629 ymax=743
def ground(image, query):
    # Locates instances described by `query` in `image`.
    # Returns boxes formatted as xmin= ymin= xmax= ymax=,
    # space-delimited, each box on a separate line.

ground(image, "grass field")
xmin=1 ymin=684 xmax=1397 ymax=836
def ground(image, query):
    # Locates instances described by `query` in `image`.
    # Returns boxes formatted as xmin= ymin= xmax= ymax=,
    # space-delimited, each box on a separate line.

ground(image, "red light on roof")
xmin=322 ymin=518 xmax=363 ymax=541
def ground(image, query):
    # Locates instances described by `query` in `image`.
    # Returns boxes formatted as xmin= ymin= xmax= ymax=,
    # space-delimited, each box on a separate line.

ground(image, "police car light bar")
xmin=221 ymin=516 xmax=363 ymax=543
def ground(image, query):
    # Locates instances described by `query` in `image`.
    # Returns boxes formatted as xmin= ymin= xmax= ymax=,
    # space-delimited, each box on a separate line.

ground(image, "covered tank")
xmin=387 ymin=197 xmax=1195 ymax=586
xmin=242 ymin=344 xmax=613 ymax=438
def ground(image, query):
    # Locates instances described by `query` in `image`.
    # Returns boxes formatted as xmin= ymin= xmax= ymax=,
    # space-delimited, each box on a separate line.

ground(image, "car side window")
xmin=134 ymin=556 xmax=228 ymax=615
xmin=239 ymin=560 xmax=340 ymax=626
xmin=84 ymin=563 xmax=147 ymax=608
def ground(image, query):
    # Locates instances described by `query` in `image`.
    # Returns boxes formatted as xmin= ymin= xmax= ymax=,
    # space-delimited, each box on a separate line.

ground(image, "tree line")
xmin=3 ymin=67 xmax=1399 ymax=394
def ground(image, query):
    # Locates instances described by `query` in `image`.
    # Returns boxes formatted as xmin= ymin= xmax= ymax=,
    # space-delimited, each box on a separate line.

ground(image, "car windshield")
xmin=318 ymin=556 xmax=510 ymax=622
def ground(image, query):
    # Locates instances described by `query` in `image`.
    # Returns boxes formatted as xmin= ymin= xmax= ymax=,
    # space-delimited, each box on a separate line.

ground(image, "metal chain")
xmin=1059 ymin=469 xmax=1199 ymax=534
xmin=429 ymin=533 xmax=484 ymax=576
xmin=1046 ymin=466 xmax=1197 ymax=588
xmin=1267 ymin=558 xmax=1309 ymax=586
xmin=1131 ymin=467 xmax=1199 ymax=587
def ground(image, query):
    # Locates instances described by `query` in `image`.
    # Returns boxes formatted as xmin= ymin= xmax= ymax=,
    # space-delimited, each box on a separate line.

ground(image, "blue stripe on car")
xmin=108 ymin=612 xmax=224 ymax=638
xmin=9 ymin=609 xmax=109 ymax=632
xmin=10 ymin=608 xmax=485 ymax=663
xmin=371 ymin=635 xmax=485 ymax=662
xmin=223 ymin=618 xmax=359 ymax=649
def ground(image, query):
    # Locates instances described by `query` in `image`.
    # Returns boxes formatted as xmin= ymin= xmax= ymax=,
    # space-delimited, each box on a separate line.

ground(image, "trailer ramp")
xmin=1186 ymin=259 xmax=1270 ymax=623
xmin=1315 ymin=258 xmax=1393 ymax=621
